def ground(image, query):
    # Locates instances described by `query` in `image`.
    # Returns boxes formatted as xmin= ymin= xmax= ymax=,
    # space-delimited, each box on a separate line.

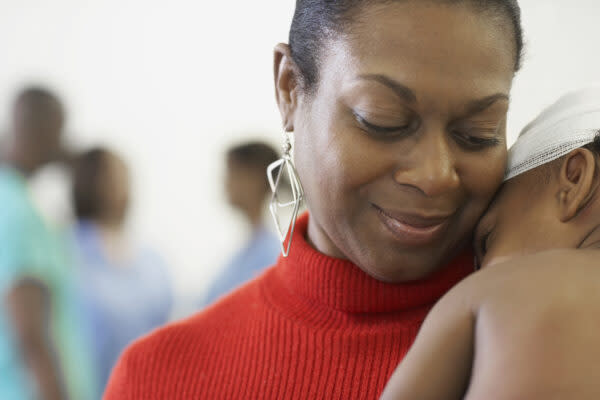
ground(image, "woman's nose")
xmin=393 ymin=133 xmax=460 ymax=197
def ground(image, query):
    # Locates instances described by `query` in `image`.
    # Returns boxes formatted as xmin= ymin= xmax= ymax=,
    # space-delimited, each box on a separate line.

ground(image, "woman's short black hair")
xmin=289 ymin=0 xmax=523 ymax=91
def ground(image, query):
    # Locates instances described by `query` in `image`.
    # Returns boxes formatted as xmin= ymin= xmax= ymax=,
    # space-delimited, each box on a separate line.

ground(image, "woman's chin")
xmin=358 ymin=254 xmax=444 ymax=284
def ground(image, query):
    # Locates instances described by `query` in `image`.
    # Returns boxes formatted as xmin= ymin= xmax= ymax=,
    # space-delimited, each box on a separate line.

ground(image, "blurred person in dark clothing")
xmin=0 ymin=87 xmax=94 ymax=400
xmin=202 ymin=141 xmax=281 ymax=306
xmin=70 ymin=147 xmax=172 ymax=397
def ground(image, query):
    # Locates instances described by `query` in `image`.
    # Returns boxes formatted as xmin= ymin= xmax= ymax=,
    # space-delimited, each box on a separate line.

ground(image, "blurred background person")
xmin=0 ymin=87 xmax=94 ymax=400
xmin=202 ymin=141 xmax=281 ymax=306
xmin=70 ymin=146 xmax=172 ymax=397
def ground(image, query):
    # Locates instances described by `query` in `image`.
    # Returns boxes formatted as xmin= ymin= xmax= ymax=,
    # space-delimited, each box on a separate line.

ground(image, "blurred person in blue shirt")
xmin=0 ymin=87 xmax=94 ymax=400
xmin=203 ymin=141 xmax=281 ymax=306
xmin=70 ymin=147 xmax=172 ymax=396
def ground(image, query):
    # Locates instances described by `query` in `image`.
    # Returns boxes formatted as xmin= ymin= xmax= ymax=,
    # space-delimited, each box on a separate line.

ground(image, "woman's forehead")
xmin=317 ymin=3 xmax=515 ymax=100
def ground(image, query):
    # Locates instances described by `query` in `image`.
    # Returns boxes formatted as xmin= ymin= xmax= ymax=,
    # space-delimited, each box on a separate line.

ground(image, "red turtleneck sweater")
xmin=104 ymin=214 xmax=472 ymax=399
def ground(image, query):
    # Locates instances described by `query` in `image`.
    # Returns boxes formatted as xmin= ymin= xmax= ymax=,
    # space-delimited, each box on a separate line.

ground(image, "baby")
xmin=380 ymin=87 xmax=600 ymax=400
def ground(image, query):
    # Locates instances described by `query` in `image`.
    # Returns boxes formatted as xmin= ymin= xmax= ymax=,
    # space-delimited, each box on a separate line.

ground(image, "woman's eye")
xmin=353 ymin=112 xmax=417 ymax=139
xmin=453 ymin=130 xmax=501 ymax=150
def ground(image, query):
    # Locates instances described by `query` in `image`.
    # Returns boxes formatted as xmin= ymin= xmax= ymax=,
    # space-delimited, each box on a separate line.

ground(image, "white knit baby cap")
xmin=505 ymin=86 xmax=600 ymax=181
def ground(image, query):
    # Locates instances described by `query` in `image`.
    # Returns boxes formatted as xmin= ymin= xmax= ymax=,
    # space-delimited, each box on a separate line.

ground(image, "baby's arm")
xmin=380 ymin=276 xmax=478 ymax=400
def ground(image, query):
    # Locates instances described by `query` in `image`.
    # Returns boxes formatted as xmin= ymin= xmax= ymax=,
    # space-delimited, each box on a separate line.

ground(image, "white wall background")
xmin=0 ymin=1 xmax=598 ymax=316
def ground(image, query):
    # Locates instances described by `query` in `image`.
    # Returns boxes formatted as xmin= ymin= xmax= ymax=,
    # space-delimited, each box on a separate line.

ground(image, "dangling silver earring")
xmin=267 ymin=132 xmax=304 ymax=257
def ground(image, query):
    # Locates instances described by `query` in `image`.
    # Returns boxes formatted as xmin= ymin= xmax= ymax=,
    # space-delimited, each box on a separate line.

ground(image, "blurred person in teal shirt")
xmin=70 ymin=147 xmax=172 ymax=397
xmin=0 ymin=87 xmax=94 ymax=400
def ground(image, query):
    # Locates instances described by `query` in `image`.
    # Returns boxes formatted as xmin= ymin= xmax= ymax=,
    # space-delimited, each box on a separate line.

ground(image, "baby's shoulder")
xmin=472 ymin=249 xmax=600 ymax=314
xmin=480 ymin=249 xmax=598 ymax=287
xmin=463 ymin=250 xmax=600 ymax=399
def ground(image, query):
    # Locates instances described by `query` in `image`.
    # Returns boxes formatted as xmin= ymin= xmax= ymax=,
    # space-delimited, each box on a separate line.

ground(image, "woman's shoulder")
xmin=133 ymin=274 xmax=271 ymax=349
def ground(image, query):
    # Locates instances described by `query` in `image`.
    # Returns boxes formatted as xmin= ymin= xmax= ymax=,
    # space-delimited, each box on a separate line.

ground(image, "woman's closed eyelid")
xmin=454 ymin=121 xmax=505 ymax=142
xmin=353 ymin=105 xmax=414 ymax=122
xmin=452 ymin=132 xmax=502 ymax=151
xmin=451 ymin=118 xmax=504 ymax=146
xmin=353 ymin=111 xmax=416 ymax=132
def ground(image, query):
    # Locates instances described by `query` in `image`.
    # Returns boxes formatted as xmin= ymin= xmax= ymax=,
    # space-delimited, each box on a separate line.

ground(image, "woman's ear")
xmin=274 ymin=43 xmax=301 ymax=132
xmin=557 ymin=148 xmax=599 ymax=222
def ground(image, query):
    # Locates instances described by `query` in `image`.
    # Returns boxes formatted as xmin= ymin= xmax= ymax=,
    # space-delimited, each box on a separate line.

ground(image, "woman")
xmin=71 ymin=148 xmax=172 ymax=398
xmin=105 ymin=1 xmax=522 ymax=398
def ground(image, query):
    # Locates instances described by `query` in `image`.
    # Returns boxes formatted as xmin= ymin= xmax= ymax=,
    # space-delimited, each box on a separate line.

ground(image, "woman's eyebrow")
xmin=355 ymin=74 xmax=508 ymax=116
xmin=356 ymin=74 xmax=417 ymax=103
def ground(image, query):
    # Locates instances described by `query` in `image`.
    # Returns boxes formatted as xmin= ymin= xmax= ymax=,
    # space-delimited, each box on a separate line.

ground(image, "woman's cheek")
xmin=465 ymin=148 xmax=507 ymax=199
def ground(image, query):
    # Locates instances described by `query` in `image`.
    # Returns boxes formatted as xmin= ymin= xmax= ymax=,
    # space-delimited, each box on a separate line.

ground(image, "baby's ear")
xmin=557 ymin=148 xmax=599 ymax=222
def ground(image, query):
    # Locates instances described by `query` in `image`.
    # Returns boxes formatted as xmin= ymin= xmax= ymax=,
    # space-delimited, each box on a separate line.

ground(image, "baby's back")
xmin=466 ymin=250 xmax=600 ymax=399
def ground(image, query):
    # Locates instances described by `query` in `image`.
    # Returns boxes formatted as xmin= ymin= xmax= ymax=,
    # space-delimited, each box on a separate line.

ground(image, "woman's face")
xmin=276 ymin=2 xmax=516 ymax=282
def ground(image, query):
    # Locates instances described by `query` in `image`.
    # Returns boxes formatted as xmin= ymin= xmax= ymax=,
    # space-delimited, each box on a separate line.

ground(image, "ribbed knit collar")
xmin=273 ymin=212 xmax=473 ymax=314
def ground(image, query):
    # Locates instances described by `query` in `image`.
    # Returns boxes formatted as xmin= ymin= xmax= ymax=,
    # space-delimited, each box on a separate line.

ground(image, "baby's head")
xmin=475 ymin=87 xmax=600 ymax=268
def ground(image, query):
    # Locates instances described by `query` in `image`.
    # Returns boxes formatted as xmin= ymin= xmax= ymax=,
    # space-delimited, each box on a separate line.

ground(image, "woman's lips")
xmin=373 ymin=205 xmax=452 ymax=246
